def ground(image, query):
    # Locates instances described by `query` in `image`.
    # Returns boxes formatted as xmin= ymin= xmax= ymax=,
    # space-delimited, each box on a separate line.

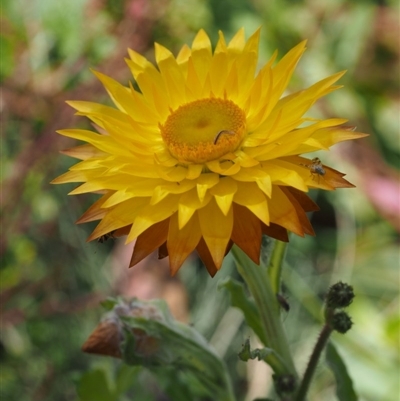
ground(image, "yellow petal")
xmin=178 ymin=188 xmax=212 ymax=229
xmin=154 ymin=43 xmax=187 ymax=109
xmin=151 ymin=180 xmax=196 ymax=205
xmin=69 ymin=176 xmax=164 ymax=196
xmin=235 ymin=150 xmax=259 ymax=168
xmin=248 ymin=118 xmax=347 ymax=160
xmin=244 ymin=53 xmax=276 ymax=125
xmin=60 ymin=144 xmax=106 ymax=160
xmin=206 ymin=160 xmax=241 ymax=176
xmin=57 ymin=129 xmax=130 ymax=156
xmin=227 ymin=28 xmax=246 ymax=52
xmin=254 ymin=73 xmax=346 ymax=142
xmin=235 ymin=29 xmax=261 ymax=105
xmin=232 ymin=168 xmax=272 ymax=197
xmin=51 ymin=169 xmax=90 ymax=184
xmin=309 ymin=126 xmax=369 ymax=149
xmin=185 ymin=57 xmax=203 ymax=99
xmin=88 ymin=197 xmax=148 ymax=241
xmin=155 ymin=164 xmax=188 ymax=182
xmin=117 ymin=161 xmax=160 ymax=179
xmin=209 ymin=51 xmax=230 ymax=97
xmin=186 ymin=164 xmax=203 ymax=180
xmin=101 ymin=119 xmax=159 ymax=154
xmin=76 ymin=192 xmax=114 ymax=224
xmin=92 ymin=71 xmax=160 ymax=122
xmin=198 ymin=200 xmax=233 ymax=268
xmin=223 ymin=60 xmax=239 ymax=99
xmin=127 ymin=195 xmax=179 ymax=242
xmin=192 ymin=29 xmax=212 ymax=52
xmin=215 ymin=30 xmax=227 ymax=54
xmin=190 ymin=30 xmax=212 ymax=85
xmin=125 ymin=49 xmax=166 ymax=103
xmin=196 ymin=173 xmax=219 ymax=202
xmin=67 ymin=100 xmax=130 ymax=122
xmin=69 ymin=159 xmax=104 ymax=171
xmin=176 ymin=44 xmax=191 ymax=64
xmin=260 ymin=161 xmax=308 ymax=191
xmin=272 ymin=40 xmax=307 ymax=101
xmin=101 ymin=191 xmax=135 ymax=208
xmin=209 ymin=177 xmax=238 ymax=215
xmin=154 ymin=148 xmax=179 ymax=167
xmin=234 ymin=182 xmax=270 ymax=225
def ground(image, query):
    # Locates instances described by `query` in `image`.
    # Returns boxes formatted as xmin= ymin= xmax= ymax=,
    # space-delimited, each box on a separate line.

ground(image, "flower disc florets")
xmin=53 ymin=28 xmax=367 ymax=276
xmin=161 ymin=98 xmax=246 ymax=163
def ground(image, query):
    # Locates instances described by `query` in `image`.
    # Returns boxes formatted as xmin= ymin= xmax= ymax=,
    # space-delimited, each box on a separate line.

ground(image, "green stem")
xmin=222 ymin=370 xmax=237 ymax=401
xmin=232 ymin=246 xmax=297 ymax=377
xmin=294 ymin=324 xmax=333 ymax=401
xmin=268 ymin=240 xmax=287 ymax=294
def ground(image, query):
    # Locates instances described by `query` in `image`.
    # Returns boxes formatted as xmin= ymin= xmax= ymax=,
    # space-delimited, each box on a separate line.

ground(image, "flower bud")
xmin=326 ymin=281 xmax=354 ymax=309
xmin=331 ymin=311 xmax=353 ymax=334
xmin=273 ymin=373 xmax=296 ymax=395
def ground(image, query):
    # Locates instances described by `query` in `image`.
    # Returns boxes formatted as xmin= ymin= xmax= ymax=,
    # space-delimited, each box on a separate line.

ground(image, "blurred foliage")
xmin=2 ymin=0 xmax=399 ymax=400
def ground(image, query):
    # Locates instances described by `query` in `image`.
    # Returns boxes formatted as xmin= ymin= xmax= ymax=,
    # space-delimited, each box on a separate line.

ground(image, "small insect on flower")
xmin=213 ymin=130 xmax=236 ymax=144
xmin=276 ymin=294 xmax=290 ymax=312
xmin=97 ymin=231 xmax=116 ymax=243
xmin=300 ymin=157 xmax=326 ymax=183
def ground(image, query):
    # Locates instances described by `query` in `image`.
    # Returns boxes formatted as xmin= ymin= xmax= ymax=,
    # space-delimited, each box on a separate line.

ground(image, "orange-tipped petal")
xmin=130 ymin=219 xmax=170 ymax=267
xmin=167 ymin=213 xmax=202 ymax=275
xmin=196 ymin=238 xmax=218 ymax=277
xmin=231 ymin=204 xmax=262 ymax=264
xmin=261 ymin=223 xmax=289 ymax=242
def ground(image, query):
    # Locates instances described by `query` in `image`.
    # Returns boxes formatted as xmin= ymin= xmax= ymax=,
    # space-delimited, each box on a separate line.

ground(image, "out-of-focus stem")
xmin=268 ymin=240 xmax=287 ymax=294
xmin=232 ymin=246 xmax=297 ymax=377
xmin=294 ymin=323 xmax=333 ymax=401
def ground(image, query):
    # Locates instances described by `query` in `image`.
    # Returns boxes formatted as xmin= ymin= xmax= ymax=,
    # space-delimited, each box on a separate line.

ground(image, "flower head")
xmin=53 ymin=28 xmax=367 ymax=276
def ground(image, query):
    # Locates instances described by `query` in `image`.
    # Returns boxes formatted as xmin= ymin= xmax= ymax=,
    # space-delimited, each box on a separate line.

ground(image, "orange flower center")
xmin=160 ymin=98 xmax=246 ymax=163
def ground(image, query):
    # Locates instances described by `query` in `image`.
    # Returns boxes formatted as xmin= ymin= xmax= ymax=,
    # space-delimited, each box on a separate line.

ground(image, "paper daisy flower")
xmin=53 ymin=28 xmax=366 ymax=276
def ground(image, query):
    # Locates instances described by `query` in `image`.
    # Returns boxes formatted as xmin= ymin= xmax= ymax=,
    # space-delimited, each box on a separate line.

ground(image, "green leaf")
xmin=253 ymin=399 xmax=274 ymax=401
xmin=78 ymin=369 xmax=115 ymax=401
xmin=326 ymin=342 xmax=358 ymax=401
xmin=100 ymin=297 xmax=121 ymax=311
xmin=238 ymin=338 xmax=273 ymax=362
xmin=115 ymin=365 xmax=142 ymax=395
xmin=158 ymin=368 xmax=209 ymax=401
xmin=267 ymin=240 xmax=287 ymax=295
xmin=219 ymin=277 xmax=267 ymax=344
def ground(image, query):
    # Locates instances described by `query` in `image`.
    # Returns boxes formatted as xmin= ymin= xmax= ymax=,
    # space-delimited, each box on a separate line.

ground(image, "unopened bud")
xmin=331 ymin=311 xmax=353 ymax=334
xmin=273 ymin=373 xmax=296 ymax=395
xmin=326 ymin=281 xmax=354 ymax=309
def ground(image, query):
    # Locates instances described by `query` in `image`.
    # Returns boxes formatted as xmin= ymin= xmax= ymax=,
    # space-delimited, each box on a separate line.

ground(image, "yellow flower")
xmin=53 ymin=28 xmax=367 ymax=276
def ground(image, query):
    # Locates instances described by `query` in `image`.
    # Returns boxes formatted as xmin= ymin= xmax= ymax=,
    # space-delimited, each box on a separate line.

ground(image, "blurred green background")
xmin=2 ymin=0 xmax=399 ymax=400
